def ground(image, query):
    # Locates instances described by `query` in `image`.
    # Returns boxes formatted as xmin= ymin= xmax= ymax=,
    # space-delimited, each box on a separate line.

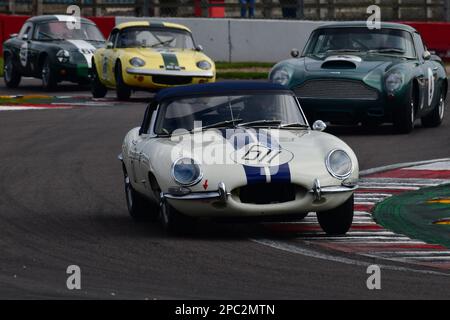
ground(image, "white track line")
xmin=252 ymin=239 xmax=449 ymax=276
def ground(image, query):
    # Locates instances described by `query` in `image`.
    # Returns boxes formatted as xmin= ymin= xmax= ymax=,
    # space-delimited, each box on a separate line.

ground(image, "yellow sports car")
xmin=91 ymin=21 xmax=216 ymax=100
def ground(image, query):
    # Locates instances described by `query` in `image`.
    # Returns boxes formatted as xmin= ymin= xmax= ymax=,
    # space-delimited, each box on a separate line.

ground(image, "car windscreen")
xmin=116 ymin=27 xmax=195 ymax=49
xmin=154 ymin=94 xmax=306 ymax=135
xmin=34 ymin=22 xmax=105 ymax=41
xmin=304 ymin=27 xmax=416 ymax=58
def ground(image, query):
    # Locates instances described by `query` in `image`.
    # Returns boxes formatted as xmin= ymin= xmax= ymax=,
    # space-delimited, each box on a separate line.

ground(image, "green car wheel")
xmin=422 ymin=88 xmax=445 ymax=128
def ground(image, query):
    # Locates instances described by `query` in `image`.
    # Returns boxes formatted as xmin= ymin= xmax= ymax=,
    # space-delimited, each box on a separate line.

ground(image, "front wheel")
xmin=317 ymin=194 xmax=354 ymax=235
xmin=4 ymin=55 xmax=21 ymax=88
xmin=393 ymin=87 xmax=416 ymax=134
xmin=159 ymin=199 xmax=194 ymax=234
xmin=124 ymin=171 xmax=156 ymax=221
xmin=421 ymin=88 xmax=445 ymax=127
xmin=91 ymin=62 xmax=107 ymax=98
xmin=41 ymin=56 xmax=57 ymax=91
xmin=115 ymin=61 xmax=131 ymax=101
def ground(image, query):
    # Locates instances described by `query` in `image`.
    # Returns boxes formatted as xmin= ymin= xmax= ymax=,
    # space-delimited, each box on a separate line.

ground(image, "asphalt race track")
xmin=0 ymin=79 xmax=449 ymax=299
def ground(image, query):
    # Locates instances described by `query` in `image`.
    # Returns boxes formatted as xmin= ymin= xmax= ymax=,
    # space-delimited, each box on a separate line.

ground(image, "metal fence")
xmin=2 ymin=0 xmax=450 ymax=21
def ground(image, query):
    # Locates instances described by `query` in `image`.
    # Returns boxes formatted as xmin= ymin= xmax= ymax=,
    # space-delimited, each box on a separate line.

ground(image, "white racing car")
xmin=120 ymin=82 xmax=359 ymax=234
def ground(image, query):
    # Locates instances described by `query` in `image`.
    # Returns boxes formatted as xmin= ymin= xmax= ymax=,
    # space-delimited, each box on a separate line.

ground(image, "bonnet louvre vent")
xmin=321 ymin=60 xmax=357 ymax=69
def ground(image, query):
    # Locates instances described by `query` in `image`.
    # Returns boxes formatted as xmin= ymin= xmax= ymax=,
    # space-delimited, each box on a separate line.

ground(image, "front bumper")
xmin=126 ymin=68 xmax=215 ymax=78
xmin=123 ymin=67 xmax=216 ymax=89
xmin=54 ymin=62 xmax=91 ymax=82
xmin=164 ymin=180 xmax=358 ymax=218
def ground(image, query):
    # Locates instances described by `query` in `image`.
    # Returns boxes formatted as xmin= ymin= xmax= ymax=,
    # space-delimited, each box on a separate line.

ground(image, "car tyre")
xmin=91 ymin=61 xmax=107 ymax=98
xmin=421 ymin=88 xmax=445 ymax=128
xmin=41 ymin=56 xmax=57 ymax=91
xmin=115 ymin=61 xmax=131 ymax=101
xmin=159 ymin=199 xmax=194 ymax=234
xmin=317 ymin=194 xmax=354 ymax=235
xmin=124 ymin=170 xmax=154 ymax=221
xmin=393 ymin=86 xmax=416 ymax=134
xmin=3 ymin=55 xmax=21 ymax=88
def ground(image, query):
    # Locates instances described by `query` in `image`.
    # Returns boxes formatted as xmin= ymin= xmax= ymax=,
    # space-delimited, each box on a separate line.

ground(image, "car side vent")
xmin=321 ymin=60 xmax=357 ymax=69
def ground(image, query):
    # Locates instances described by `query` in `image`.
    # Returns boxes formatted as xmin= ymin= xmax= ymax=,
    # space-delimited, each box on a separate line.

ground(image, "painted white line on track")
xmin=0 ymin=106 xmax=71 ymax=111
xmin=374 ymin=251 xmax=450 ymax=257
xmin=358 ymin=185 xmax=419 ymax=190
xmin=251 ymin=239 xmax=449 ymax=276
xmin=407 ymin=161 xmax=450 ymax=171
xmin=360 ymin=158 xmax=450 ymax=176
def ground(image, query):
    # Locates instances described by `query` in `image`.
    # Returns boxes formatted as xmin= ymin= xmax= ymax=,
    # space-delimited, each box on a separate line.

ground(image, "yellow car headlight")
xmin=197 ymin=60 xmax=212 ymax=70
xmin=130 ymin=57 xmax=145 ymax=67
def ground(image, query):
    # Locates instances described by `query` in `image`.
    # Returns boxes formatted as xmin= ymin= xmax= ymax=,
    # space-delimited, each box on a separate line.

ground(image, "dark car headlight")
xmin=197 ymin=60 xmax=212 ymax=70
xmin=130 ymin=57 xmax=145 ymax=67
xmin=171 ymin=158 xmax=202 ymax=186
xmin=56 ymin=50 xmax=70 ymax=63
xmin=326 ymin=149 xmax=353 ymax=179
xmin=385 ymin=72 xmax=403 ymax=92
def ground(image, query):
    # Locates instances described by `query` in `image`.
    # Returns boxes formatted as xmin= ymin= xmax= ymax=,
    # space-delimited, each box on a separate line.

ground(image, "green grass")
xmin=0 ymin=57 xmax=271 ymax=79
xmin=215 ymin=61 xmax=275 ymax=70
xmin=215 ymin=61 xmax=272 ymax=79
xmin=217 ymin=71 xmax=268 ymax=80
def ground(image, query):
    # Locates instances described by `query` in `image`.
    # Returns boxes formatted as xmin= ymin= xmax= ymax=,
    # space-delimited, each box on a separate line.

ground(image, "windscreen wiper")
xmin=278 ymin=122 xmax=310 ymax=129
xmin=200 ymin=119 xmax=243 ymax=130
xmin=369 ymin=48 xmax=405 ymax=54
xmin=237 ymin=120 xmax=282 ymax=128
xmin=326 ymin=49 xmax=361 ymax=53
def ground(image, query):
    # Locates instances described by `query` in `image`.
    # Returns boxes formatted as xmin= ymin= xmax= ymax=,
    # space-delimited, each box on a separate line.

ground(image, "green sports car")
xmin=269 ymin=22 xmax=448 ymax=133
xmin=3 ymin=15 xmax=105 ymax=91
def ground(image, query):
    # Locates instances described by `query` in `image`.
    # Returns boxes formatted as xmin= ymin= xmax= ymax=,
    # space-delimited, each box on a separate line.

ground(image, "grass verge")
xmin=215 ymin=61 xmax=272 ymax=80
xmin=217 ymin=71 xmax=268 ymax=80
xmin=0 ymin=59 xmax=271 ymax=79
xmin=215 ymin=61 xmax=275 ymax=70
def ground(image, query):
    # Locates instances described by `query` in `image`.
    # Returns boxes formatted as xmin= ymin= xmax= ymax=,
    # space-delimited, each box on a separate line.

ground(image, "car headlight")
xmin=171 ymin=158 xmax=202 ymax=186
xmin=56 ymin=50 xmax=70 ymax=63
xmin=385 ymin=72 xmax=403 ymax=92
xmin=197 ymin=60 xmax=211 ymax=70
xmin=271 ymin=68 xmax=290 ymax=86
xmin=130 ymin=57 xmax=145 ymax=67
xmin=326 ymin=149 xmax=353 ymax=179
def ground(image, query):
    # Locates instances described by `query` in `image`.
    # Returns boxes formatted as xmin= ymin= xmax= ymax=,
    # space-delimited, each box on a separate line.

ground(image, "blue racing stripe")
xmin=243 ymin=165 xmax=266 ymax=185
xmin=269 ymin=163 xmax=291 ymax=184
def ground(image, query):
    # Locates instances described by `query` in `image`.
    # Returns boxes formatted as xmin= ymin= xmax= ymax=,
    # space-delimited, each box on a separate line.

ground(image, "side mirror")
xmin=312 ymin=120 xmax=327 ymax=132
xmin=291 ymin=48 xmax=300 ymax=58
xmin=423 ymin=51 xmax=431 ymax=60
xmin=22 ymin=34 xmax=29 ymax=41
xmin=106 ymin=42 xmax=114 ymax=49
xmin=195 ymin=45 xmax=203 ymax=52
xmin=10 ymin=33 xmax=18 ymax=38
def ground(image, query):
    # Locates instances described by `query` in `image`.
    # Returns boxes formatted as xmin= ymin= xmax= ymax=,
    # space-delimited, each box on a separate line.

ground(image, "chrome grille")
xmin=294 ymin=79 xmax=379 ymax=100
